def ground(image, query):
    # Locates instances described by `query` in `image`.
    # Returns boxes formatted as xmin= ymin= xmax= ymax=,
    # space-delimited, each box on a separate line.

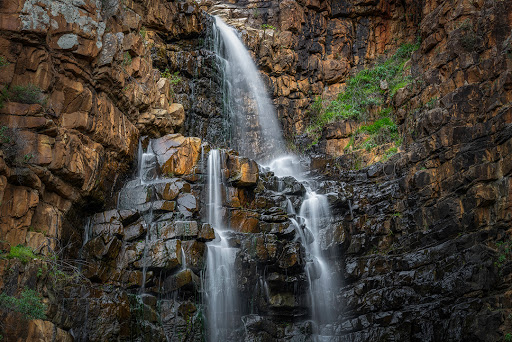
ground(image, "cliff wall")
xmin=0 ymin=0 xmax=511 ymax=341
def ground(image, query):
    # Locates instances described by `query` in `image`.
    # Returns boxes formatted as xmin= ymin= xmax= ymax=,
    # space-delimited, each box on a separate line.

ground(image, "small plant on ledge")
xmin=0 ymin=84 xmax=47 ymax=108
xmin=0 ymin=288 xmax=47 ymax=320
xmin=261 ymin=24 xmax=276 ymax=30
xmin=3 ymin=244 xmax=37 ymax=264
xmin=123 ymin=51 xmax=132 ymax=66
xmin=161 ymin=69 xmax=181 ymax=101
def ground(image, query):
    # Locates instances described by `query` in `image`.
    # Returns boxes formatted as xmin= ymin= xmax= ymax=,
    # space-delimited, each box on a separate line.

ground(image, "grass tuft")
xmin=4 ymin=245 xmax=37 ymax=264
xmin=307 ymin=42 xmax=419 ymax=137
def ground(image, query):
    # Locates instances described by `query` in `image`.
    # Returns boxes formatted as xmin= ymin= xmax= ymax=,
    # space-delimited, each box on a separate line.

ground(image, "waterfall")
xmin=205 ymin=149 xmax=241 ymax=341
xmin=212 ymin=16 xmax=285 ymax=162
xmin=299 ymin=192 xmax=339 ymax=330
xmin=207 ymin=149 xmax=223 ymax=229
xmin=207 ymin=16 xmax=341 ymax=340
xmin=138 ymin=139 xmax=159 ymax=185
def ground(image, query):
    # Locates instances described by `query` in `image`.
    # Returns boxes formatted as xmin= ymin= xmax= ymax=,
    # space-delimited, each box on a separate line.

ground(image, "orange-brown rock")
xmin=226 ymin=154 xmax=259 ymax=187
xmin=198 ymin=223 xmax=216 ymax=241
xmin=2 ymin=317 xmax=73 ymax=342
xmin=153 ymin=134 xmax=202 ymax=176
xmin=162 ymin=269 xmax=199 ymax=292
xmin=229 ymin=209 xmax=260 ymax=233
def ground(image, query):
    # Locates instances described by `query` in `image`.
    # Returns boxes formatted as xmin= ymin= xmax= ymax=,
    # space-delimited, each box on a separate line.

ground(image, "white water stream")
xmin=205 ymin=149 xmax=241 ymax=341
xmin=212 ymin=16 xmax=285 ymax=161
xmin=206 ymin=16 xmax=341 ymax=341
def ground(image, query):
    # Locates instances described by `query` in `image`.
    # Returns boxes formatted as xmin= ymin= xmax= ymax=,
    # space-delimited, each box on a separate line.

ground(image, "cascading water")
xmin=138 ymin=139 xmax=159 ymax=185
xmin=207 ymin=15 xmax=342 ymax=341
xmin=212 ymin=16 xmax=285 ymax=161
xmin=205 ymin=149 xmax=241 ymax=341
xmin=299 ymin=192 xmax=339 ymax=335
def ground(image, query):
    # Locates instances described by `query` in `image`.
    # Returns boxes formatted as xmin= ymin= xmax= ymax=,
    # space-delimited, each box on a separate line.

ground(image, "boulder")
xmin=227 ymin=154 xmax=259 ymax=187
xmin=140 ymin=239 xmax=182 ymax=270
xmin=152 ymin=134 xmax=201 ymax=176
xmin=160 ymin=221 xmax=199 ymax=240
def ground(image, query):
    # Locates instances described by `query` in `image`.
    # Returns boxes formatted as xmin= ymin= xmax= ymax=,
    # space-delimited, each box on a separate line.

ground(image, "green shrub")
xmin=0 ymin=57 xmax=9 ymax=67
xmin=495 ymin=241 xmax=512 ymax=269
xmin=161 ymin=69 xmax=181 ymax=85
xmin=261 ymin=24 xmax=276 ymax=30
xmin=0 ymin=126 xmax=9 ymax=144
xmin=357 ymin=117 xmax=398 ymax=135
xmin=307 ymin=42 xmax=419 ymax=136
xmin=345 ymin=116 xmax=401 ymax=153
xmin=382 ymin=146 xmax=399 ymax=161
xmin=8 ymin=84 xmax=46 ymax=105
xmin=139 ymin=26 xmax=147 ymax=39
xmin=123 ymin=51 xmax=132 ymax=66
xmin=0 ymin=84 xmax=47 ymax=107
xmin=5 ymin=245 xmax=37 ymax=264
xmin=161 ymin=69 xmax=181 ymax=101
xmin=0 ymin=288 xmax=47 ymax=320
xmin=426 ymin=97 xmax=438 ymax=110
xmin=458 ymin=19 xmax=478 ymax=52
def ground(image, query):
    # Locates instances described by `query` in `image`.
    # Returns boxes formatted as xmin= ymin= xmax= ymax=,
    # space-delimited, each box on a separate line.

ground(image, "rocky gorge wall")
xmin=0 ymin=0 xmax=204 ymax=339
xmin=0 ymin=0 xmax=511 ymax=341
xmin=197 ymin=0 xmax=423 ymax=139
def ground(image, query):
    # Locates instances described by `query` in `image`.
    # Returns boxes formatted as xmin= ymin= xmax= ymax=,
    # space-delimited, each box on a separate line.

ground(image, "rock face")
xmin=0 ymin=0 xmax=203 ymax=250
xmin=307 ymin=0 xmax=512 ymax=340
xmin=196 ymin=0 xmax=423 ymax=138
xmin=0 ymin=0 xmax=204 ymax=340
xmin=1 ymin=0 xmax=511 ymax=341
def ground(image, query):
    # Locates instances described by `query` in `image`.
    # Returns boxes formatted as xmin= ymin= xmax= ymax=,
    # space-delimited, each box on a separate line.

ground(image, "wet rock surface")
xmin=0 ymin=0 xmax=511 ymax=341
xmin=198 ymin=0 xmax=423 ymax=138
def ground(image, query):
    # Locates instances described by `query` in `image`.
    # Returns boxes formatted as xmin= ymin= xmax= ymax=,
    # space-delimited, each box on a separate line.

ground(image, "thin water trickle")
xmin=181 ymin=246 xmax=187 ymax=269
xmin=82 ymin=217 xmax=91 ymax=247
xmin=205 ymin=149 xmax=240 ymax=341
xmin=140 ymin=234 xmax=149 ymax=294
